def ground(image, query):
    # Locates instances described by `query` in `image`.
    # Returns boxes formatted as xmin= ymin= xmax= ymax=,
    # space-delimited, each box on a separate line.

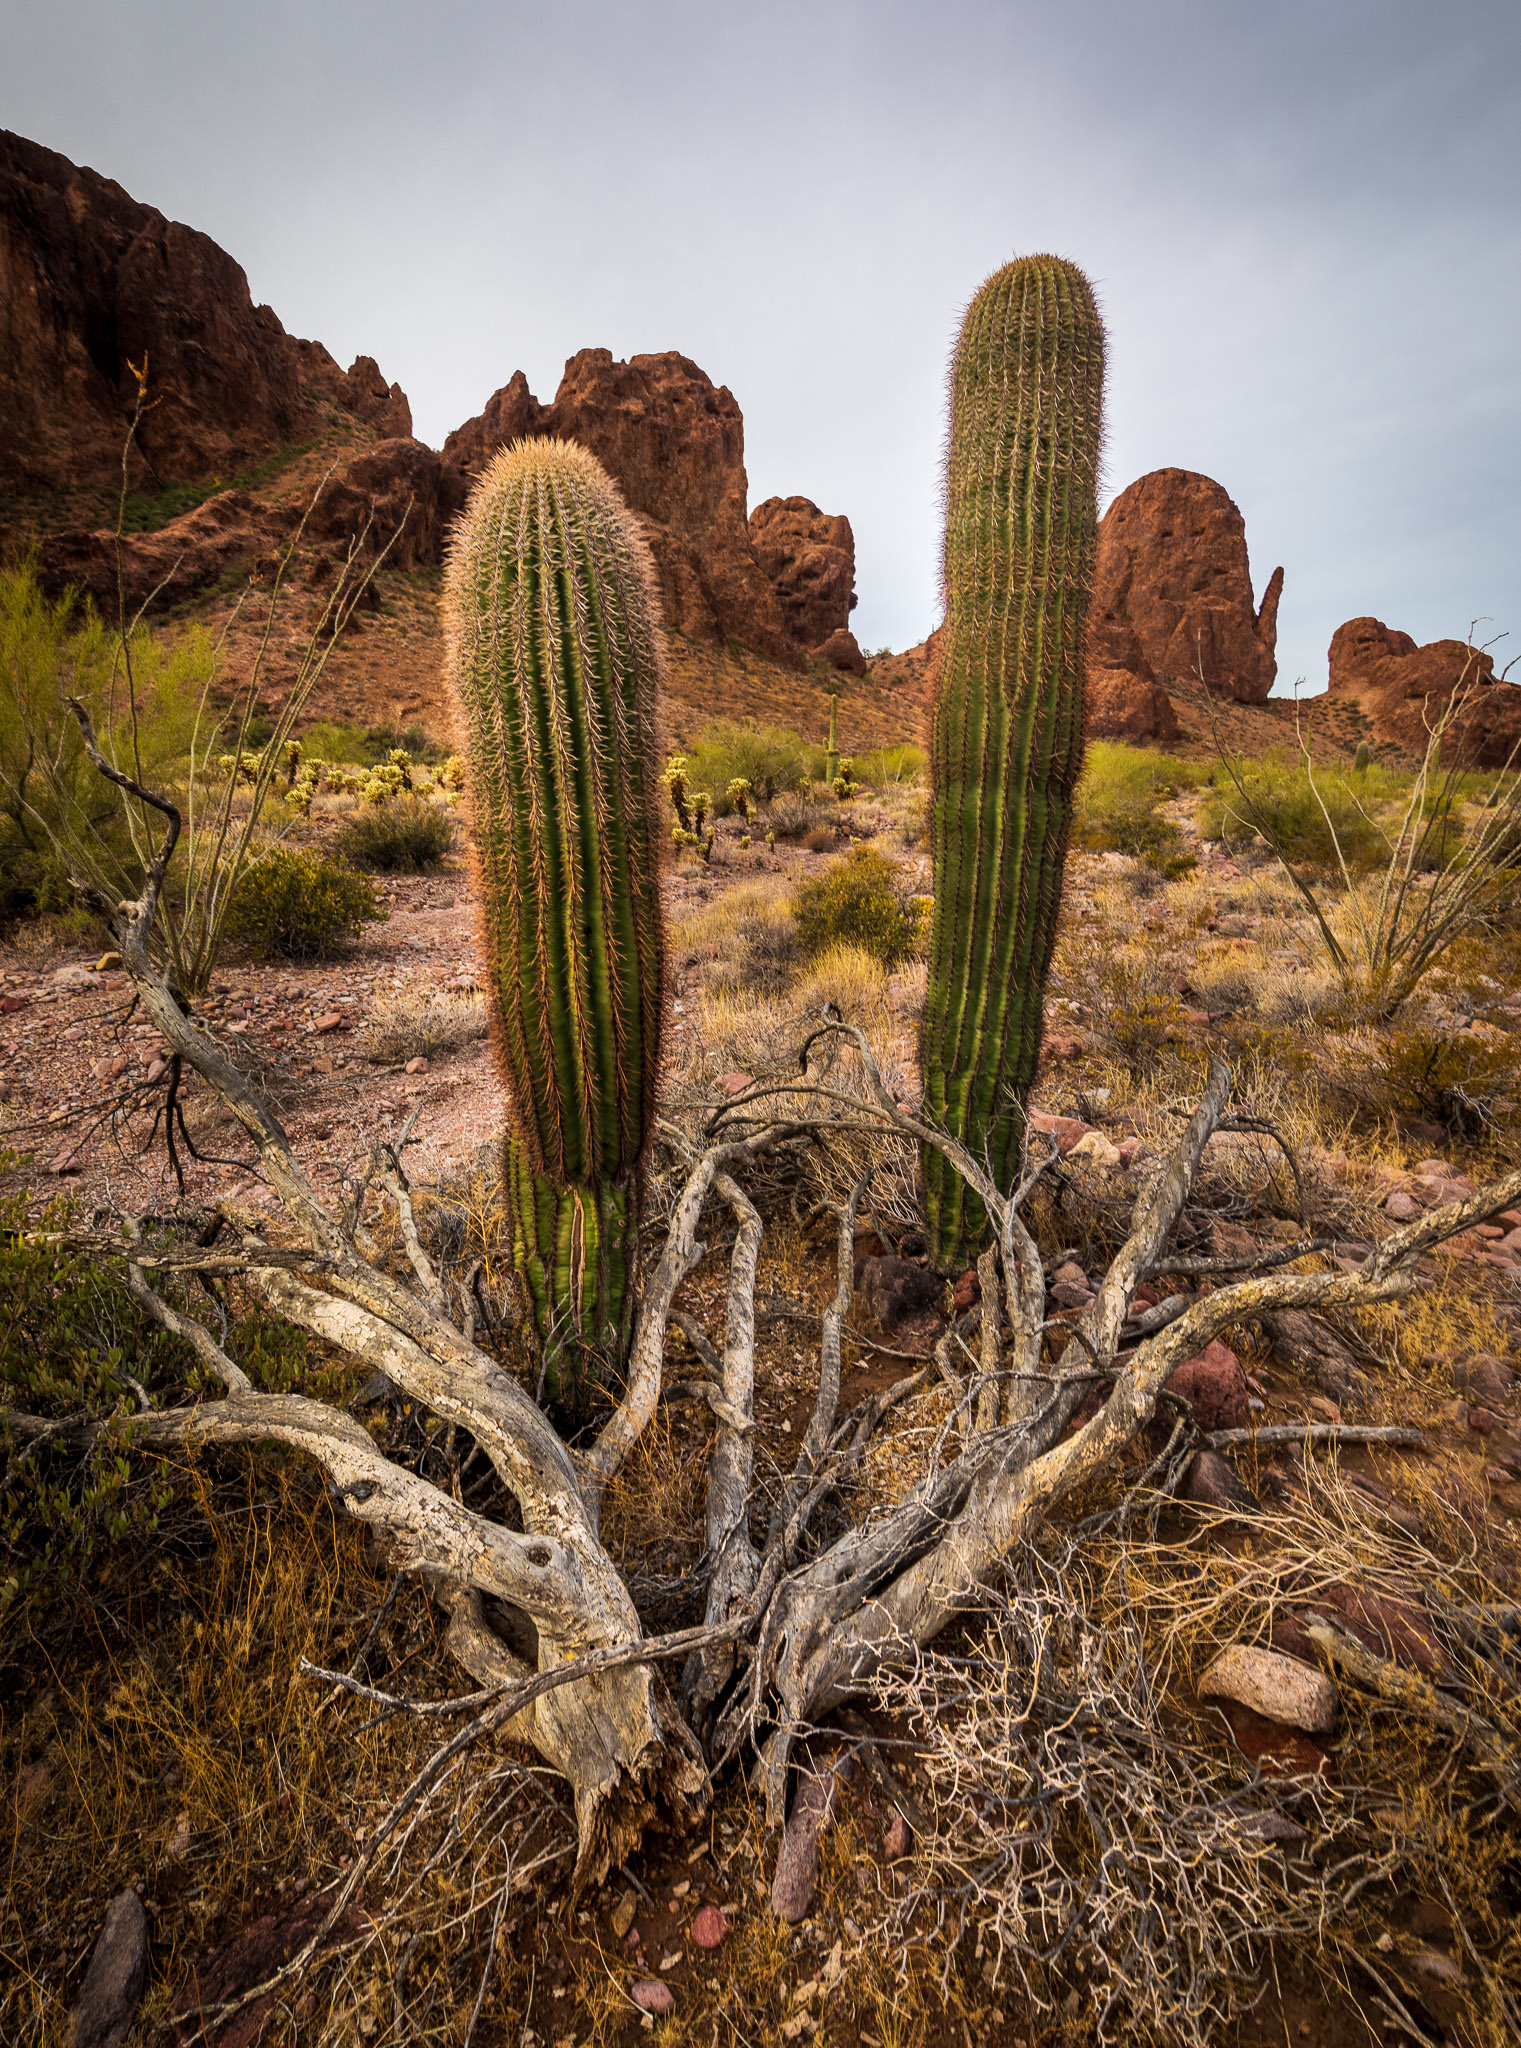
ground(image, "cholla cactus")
xmin=663 ymin=753 xmax=693 ymax=834
xmin=832 ymin=758 xmax=858 ymax=801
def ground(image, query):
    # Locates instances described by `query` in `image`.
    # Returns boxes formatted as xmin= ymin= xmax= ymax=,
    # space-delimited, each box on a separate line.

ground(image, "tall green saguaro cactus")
xmin=445 ymin=439 xmax=666 ymax=1377
xmin=923 ymin=256 xmax=1105 ymax=1267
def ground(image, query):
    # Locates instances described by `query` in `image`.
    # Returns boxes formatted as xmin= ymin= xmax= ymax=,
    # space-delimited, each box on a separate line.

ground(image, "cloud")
xmin=6 ymin=0 xmax=1518 ymax=686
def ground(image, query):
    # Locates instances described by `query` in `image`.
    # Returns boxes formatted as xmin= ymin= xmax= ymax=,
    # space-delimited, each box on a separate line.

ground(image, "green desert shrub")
xmin=224 ymin=846 xmax=383 ymax=960
xmin=1074 ymin=742 xmax=1208 ymax=876
xmin=335 ymin=796 xmax=456 ymax=872
xmin=681 ymin=719 xmax=818 ymax=813
xmin=855 ymin=742 xmax=927 ymax=787
xmin=0 ymin=1172 xmax=315 ymax=1609
xmin=297 ymin=718 xmax=375 ymax=766
xmin=793 ymin=845 xmax=925 ymax=968
xmin=0 ymin=565 xmax=213 ymax=924
xmin=1197 ymin=754 xmax=1429 ymax=872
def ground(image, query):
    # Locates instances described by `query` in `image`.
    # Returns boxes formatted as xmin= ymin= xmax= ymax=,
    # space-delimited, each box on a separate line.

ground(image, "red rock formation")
xmin=291 ymin=341 xmax=412 ymax=439
xmin=305 ymin=438 xmax=463 ymax=572
xmin=0 ymin=129 xmax=410 ymax=495
xmin=1327 ymin=617 xmax=1520 ymax=766
xmin=1093 ymin=469 xmax=1283 ymax=704
xmin=812 ymin=627 xmax=868 ymax=675
xmin=35 ymin=490 xmax=288 ymax=613
xmin=1084 ymin=551 xmax=1181 ymax=742
xmin=443 ymin=350 xmax=801 ymax=666
xmin=35 ymin=436 xmax=458 ymax=612
xmin=1085 ymin=667 xmax=1181 ymax=744
xmin=439 ymin=370 xmax=543 ymax=477
xmin=748 ymin=496 xmax=857 ymax=652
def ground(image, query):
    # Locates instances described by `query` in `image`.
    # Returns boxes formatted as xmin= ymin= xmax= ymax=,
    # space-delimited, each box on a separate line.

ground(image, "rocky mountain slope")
xmin=1 ymin=127 xmax=887 ymax=743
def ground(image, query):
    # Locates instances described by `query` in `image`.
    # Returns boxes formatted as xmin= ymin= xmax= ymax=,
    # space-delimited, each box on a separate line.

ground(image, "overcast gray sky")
xmin=6 ymin=0 xmax=1518 ymax=689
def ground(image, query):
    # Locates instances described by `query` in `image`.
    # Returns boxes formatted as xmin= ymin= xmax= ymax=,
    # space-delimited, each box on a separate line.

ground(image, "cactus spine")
xmin=445 ymin=439 xmax=666 ymax=1374
xmin=923 ymin=256 xmax=1105 ymax=1267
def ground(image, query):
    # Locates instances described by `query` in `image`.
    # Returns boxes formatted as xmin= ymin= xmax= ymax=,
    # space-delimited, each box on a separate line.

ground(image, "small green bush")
xmin=1194 ymin=752 xmax=1459 ymax=873
xmin=682 ymin=720 xmax=818 ymax=813
xmin=855 ymin=743 xmax=926 ymax=787
xmin=335 ymin=797 xmax=456 ymax=872
xmin=225 ymin=846 xmax=383 ymax=960
xmin=298 ymin=718 xmax=375 ymax=766
xmin=793 ymin=846 xmax=925 ymax=968
xmin=0 ymin=1172 xmax=329 ymax=1610
xmin=768 ymin=787 xmax=837 ymax=842
xmin=0 ymin=565 xmax=214 ymax=925
xmin=1074 ymin=742 xmax=1208 ymax=875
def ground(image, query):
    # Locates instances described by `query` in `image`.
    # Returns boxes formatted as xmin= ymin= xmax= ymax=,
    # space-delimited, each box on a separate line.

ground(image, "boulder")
xmin=1184 ymin=1448 xmax=1262 ymax=1516
xmin=855 ymin=1255 xmax=943 ymax=1330
xmin=0 ymin=128 xmax=407 ymax=496
xmin=1085 ymin=665 xmax=1182 ymax=743
xmin=1262 ymin=1308 xmax=1375 ymax=1414
xmin=1092 ymin=469 xmax=1283 ymax=704
xmin=812 ymin=626 xmax=868 ymax=675
xmin=749 ymin=495 xmax=858 ymax=650
xmin=1326 ymin=617 xmax=1521 ymax=767
xmin=1452 ymin=1352 xmax=1518 ymax=1408
xmin=1027 ymin=1111 xmax=1098 ymax=1155
xmin=1165 ymin=1339 xmax=1249 ymax=1430
xmin=70 ymin=1889 xmax=148 ymax=2048
xmin=631 ymin=1980 xmax=676 ymax=2015
xmin=1272 ymin=1582 xmax=1451 ymax=1679
xmin=305 ymin=437 xmax=465 ymax=571
xmin=444 ymin=348 xmax=802 ymax=664
xmin=1198 ymin=1645 xmax=1339 ymax=1734
xmin=689 ymin=1905 xmax=730 ymax=1949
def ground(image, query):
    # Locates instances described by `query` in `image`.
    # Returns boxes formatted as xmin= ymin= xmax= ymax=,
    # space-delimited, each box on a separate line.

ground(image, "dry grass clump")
xmin=1 ymin=1462 xmax=467 ymax=2042
xmin=766 ymin=787 xmax=837 ymax=842
xmin=597 ymin=1404 xmax=710 ymax=1587
xmin=670 ymin=875 xmax=800 ymax=997
xmin=362 ymin=982 xmax=488 ymax=1065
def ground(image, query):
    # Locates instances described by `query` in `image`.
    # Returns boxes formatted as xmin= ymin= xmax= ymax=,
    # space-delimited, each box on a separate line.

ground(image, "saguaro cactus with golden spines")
xmin=923 ymin=257 xmax=1106 ymax=1267
xmin=445 ymin=439 xmax=667 ymax=1374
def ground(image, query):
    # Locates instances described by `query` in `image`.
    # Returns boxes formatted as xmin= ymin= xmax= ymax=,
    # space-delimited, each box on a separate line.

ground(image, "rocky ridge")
xmin=3 ymin=128 xmax=859 ymax=681
xmin=0 ymin=129 xmax=402 ymax=498
xmin=1326 ymin=616 xmax=1521 ymax=767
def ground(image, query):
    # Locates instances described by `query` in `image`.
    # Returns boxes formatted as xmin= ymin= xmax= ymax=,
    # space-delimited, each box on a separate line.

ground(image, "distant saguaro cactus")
xmin=923 ymin=256 xmax=1106 ymax=1267
xmin=445 ymin=439 xmax=666 ymax=1375
xmin=824 ymin=693 xmax=840 ymax=788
